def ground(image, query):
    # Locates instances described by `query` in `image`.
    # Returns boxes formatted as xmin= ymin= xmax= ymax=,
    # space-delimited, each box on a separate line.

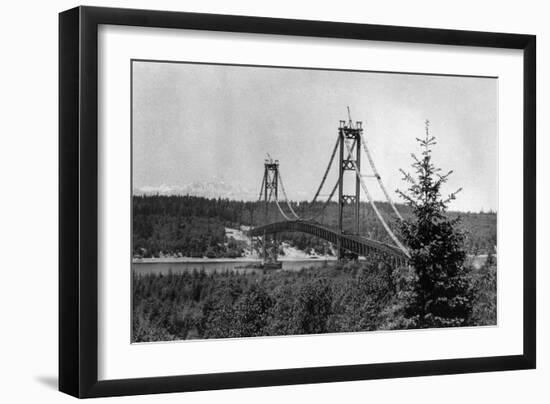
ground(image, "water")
xmin=132 ymin=255 xmax=491 ymax=276
xmin=132 ymin=258 xmax=335 ymax=276
xmin=466 ymin=254 xmax=491 ymax=269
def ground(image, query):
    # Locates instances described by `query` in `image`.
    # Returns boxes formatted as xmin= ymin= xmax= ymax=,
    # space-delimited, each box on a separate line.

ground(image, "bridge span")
xmin=253 ymin=112 xmax=410 ymax=266
xmin=249 ymin=220 xmax=409 ymax=266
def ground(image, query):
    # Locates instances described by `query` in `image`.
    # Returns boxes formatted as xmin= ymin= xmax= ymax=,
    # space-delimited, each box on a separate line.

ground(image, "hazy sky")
xmin=132 ymin=60 xmax=497 ymax=213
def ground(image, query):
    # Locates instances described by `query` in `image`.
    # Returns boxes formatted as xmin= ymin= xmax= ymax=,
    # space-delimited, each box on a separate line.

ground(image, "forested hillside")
xmin=132 ymin=195 xmax=496 ymax=258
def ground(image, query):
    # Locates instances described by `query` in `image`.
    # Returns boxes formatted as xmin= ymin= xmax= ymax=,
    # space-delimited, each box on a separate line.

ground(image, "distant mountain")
xmin=134 ymin=179 xmax=259 ymax=201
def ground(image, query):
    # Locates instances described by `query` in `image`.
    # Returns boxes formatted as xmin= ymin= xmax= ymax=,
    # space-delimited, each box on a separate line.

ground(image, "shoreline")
xmin=132 ymin=256 xmax=337 ymax=264
xmin=132 ymin=255 xmax=488 ymax=266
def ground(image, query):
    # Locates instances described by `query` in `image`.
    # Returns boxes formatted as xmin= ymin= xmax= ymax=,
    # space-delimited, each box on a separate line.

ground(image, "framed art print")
xmin=59 ymin=6 xmax=536 ymax=398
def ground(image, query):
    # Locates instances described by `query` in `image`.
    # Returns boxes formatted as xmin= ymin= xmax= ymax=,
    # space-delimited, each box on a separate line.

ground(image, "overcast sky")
xmin=132 ymin=60 xmax=497 ymax=213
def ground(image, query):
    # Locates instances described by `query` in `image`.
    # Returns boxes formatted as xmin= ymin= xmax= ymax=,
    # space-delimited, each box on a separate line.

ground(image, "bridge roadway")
xmin=249 ymin=220 xmax=409 ymax=266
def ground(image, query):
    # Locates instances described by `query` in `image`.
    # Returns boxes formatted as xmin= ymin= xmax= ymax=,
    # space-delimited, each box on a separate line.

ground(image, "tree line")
xmin=132 ymin=195 xmax=496 ymax=258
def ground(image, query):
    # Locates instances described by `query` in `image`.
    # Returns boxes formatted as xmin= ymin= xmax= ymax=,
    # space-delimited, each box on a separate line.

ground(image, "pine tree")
xmin=397 ymin=120 xmax=473 ymax=328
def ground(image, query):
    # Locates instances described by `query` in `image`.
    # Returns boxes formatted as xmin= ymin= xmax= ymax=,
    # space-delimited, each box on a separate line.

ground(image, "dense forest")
xmin=132 ymin=257 xmax=496 ymax=342
xmin=132 ymin=195 xmax=496 ymax=258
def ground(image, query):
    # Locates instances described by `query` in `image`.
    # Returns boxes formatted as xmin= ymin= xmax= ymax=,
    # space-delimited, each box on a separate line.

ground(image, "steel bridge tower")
xmin=337 ymin=119 xmax=363 ymax=259
xmin=260 ymin=157 xmax=280 ymax=266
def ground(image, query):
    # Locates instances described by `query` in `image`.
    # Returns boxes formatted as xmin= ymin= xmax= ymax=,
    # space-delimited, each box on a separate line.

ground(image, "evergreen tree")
xmin=292 ymin=279 xmax=333 ymax=334
xmin=397 ymin=120 xmax=473 ymax=328
xmin=233 ymin=283 xmax=273 ymax=337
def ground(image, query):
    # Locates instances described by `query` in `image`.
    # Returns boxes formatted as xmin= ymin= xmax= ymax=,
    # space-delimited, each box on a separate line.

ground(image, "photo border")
xmin=59 ymin=6 xmax=536 ymax=398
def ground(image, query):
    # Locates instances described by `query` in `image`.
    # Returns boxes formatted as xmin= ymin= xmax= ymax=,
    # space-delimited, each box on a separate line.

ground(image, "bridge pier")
xmin=262 ymin=232 xmax=281 ymax=268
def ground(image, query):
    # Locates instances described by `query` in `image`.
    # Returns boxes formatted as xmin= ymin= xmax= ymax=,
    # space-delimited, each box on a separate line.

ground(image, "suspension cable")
xmin=302 ymin=139 xmax=357 ymax=222
xmin=310 ymin=139 xmax=356 ymax=204
xmin=305 ymin=180 xmax=339 ymax=221
xmin=277 ymin=171 xmax=300 ymax=219
xmin=359 ymin=132 xmax=403 ymax=220
xmin=311 ymin=137 xmax=339 ymax=204
xmin=257 ymin=174 xmax=265 ymax=202
xmin=274 ymin=199 xmax=293 ymax=221
xmin=343 ymin=139 xmax=409 ymax=257
xmin=278 ymin=138 xmax=358 ymax=222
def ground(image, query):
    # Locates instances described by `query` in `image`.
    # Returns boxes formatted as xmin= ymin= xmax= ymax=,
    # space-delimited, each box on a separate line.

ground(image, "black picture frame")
xmin=59 ymin=5 xmax=536 ymax=398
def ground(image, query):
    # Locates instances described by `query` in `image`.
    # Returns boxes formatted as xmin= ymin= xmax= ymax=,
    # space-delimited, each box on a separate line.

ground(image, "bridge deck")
xmin=249 ymin=220 xmax=409 ymax=265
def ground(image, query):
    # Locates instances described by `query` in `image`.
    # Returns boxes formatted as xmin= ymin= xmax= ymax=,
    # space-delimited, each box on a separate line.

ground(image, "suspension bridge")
xmin=248 ymin=109 xmax=410 ymax=268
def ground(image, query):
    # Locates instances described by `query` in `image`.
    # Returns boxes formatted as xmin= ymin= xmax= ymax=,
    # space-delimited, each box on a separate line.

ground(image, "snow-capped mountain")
xmin=134 ymin=179 xmax=258 ymax=201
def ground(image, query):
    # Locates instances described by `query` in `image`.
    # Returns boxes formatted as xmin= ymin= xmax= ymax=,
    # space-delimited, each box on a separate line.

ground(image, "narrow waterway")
xmin=132 ymin=257 xmax=336 ymax=275
xmin=132 ymin=254 xmax=489 ymax=276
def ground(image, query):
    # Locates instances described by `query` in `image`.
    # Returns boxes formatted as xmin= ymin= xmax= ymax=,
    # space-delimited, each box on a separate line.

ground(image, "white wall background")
xmin=0 ymin=0 xmax=546 ymax=402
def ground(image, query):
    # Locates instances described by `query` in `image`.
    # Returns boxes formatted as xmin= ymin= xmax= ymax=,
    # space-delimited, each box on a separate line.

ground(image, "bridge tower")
xmin=337 ymin=118 xmax=362 ymax=259
xmin=260 ymin=156 xmax=281 ymax=266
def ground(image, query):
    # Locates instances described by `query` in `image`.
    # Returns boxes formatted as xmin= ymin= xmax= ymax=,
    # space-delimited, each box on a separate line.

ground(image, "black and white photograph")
xmin=131 ymin=60 xmax=498 ymax=342
xmin=0 ymin=0 xmax=544 ymax=401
